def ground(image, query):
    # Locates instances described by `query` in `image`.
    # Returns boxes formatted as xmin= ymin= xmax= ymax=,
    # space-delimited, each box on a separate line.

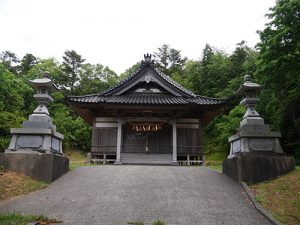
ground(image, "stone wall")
xmin=0 ymin=153 xmax=69 ymax=183
xmin=222 ymin=155 xmax=295 ymax=183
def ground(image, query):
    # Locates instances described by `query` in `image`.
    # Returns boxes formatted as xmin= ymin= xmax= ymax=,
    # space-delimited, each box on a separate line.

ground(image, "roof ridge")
xmin=67 ymin=93 xmax=100 ymax=98
xmin=194 ymin=95 xmax=227 ymax=101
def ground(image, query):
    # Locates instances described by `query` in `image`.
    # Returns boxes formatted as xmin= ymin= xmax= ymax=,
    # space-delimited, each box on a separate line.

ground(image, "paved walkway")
xmin=0 ymin=166 xmax=271 ymax=225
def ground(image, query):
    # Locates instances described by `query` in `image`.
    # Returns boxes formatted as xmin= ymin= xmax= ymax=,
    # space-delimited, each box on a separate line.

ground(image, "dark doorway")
xmin=122 ymin=124 xmax=171 ymax=154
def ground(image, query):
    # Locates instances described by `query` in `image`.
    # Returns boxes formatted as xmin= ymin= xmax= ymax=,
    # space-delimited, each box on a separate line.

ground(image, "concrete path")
xmin=0 ymin=166 xmax=271 ymax=225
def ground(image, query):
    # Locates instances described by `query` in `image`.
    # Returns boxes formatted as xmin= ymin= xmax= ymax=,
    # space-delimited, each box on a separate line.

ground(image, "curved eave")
xmin=66 ymin=95 xmax=227 ymax=126
xmin=66 ymin=95 xmax=227 ymax=106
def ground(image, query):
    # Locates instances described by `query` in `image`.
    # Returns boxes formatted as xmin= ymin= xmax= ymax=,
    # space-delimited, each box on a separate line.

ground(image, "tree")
xmin=0 ymin=63 xmax=31 ymax=152
xmin=25 ymin=58 xmax=62 ymax=84
xmin=173 ymin=60 xmax=198 ymax=91
xmin=0 ymin=51 xmax=20 ymax=74
xmin=191 ymin=46 xmax=231 ymax=97
xmin=256 ymin=0 xmax=300 ymax=161
xmin=18 ymin=53 xmax=37 ymax=75
xmin=74 ymin=63 xmax=118 ymax=95
xmin=190 ymin=44 xmax=215 ymax=95
xmin=217 ymin=42 xmax=258 ymax=98
xmin=153 ymin=44 xmax=187 ymax=76
xmin=61 ymin=50 xmax=85 ymax=90
xmin=229 ymin=41 xmax=248 ymax=80
xmin=201 ymin=44 xmax=214 ymax=68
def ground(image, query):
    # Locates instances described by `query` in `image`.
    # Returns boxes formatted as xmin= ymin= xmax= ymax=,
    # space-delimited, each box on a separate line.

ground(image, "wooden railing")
xmin=91 ymin=145 xmax=203 ymax=155
xmin=91 ymin=145 xmax=117 ymax=153
xmin=177 ymin=146 xmax=203 ymax=155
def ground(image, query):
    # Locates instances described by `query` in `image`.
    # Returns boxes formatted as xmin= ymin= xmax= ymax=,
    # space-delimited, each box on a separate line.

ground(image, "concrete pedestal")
xmin=222 ymin=154 xmax=295 ymax=183
xmin=0 ymin=153 xmax=69 ymax=183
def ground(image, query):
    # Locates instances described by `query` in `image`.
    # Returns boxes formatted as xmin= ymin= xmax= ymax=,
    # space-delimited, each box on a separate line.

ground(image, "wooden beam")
xmin=115 ymin=118 xmax=123 ymax=164
xmin=122 ymin=117 xmax=171 ymax=123
xmin=172 ymin=120 xmax=177 ymax=164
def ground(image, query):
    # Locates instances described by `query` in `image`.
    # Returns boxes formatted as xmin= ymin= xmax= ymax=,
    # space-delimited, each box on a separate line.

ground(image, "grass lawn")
xmin=128 ymin=219 xmax=165 ymax=225
xmin=250 ymin=167 xmax=300 ymax=225
xmin=0 ymin=213 xmax=62 ymax=225
xmin=204 ymin=161 xmax=222 ymax=171
xmin=0 ymin=166 xmax=47 ymax=201
xmin=64 ymin=149 xmax=91 ymax=170
xmin=203 ymin=151 xmax=227 ymax=172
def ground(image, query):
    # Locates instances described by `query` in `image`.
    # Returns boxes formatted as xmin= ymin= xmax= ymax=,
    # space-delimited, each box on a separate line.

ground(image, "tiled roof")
xmin=67 ymin=55 xmax=227 ymax=107
xmin=67 ymin=94 xmax=226 ymax=106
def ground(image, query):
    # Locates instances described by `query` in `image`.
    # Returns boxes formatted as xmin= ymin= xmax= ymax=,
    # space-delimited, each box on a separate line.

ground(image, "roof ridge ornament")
xmin=141 ymin=53 xmax=154 ymax=66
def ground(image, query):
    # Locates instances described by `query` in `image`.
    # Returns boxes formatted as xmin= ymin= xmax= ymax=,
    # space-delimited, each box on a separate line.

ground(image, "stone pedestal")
xmin=0 ymin=153 xmax=69 ymax=183
xmin=6 ymin=114 xmax=64 ymax=154
xmin=228 ymin=117 xmax=283 ymax=157
xmin=222 ymin=154 xmax=295 ymax=183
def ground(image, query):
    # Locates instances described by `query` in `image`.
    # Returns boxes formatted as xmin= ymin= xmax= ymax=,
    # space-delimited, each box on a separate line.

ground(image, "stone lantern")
xmin=223 ymin=75 xmax=295 ymax=183
xmin=29 ymin=72 xmax=57 ymax=116
xmin=0 ymin=73 xmax=70 ymax=182
xmin=6 ymin=73 xmax=64 ymax=154
xmin=237 ymin=74 xmax=262 ymax=122
xmin=227 ymin=75 xmax=283 ymax=158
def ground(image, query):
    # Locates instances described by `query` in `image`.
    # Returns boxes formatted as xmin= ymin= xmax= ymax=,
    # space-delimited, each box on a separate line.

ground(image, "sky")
xmin=0 ymin=0 xmax=275 ymax=74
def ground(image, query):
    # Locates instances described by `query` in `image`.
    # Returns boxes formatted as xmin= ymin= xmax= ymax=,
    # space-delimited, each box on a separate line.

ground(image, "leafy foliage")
xmin=18 ymin=53 xmax=37 ymax=75
xmin=204 ymin=106 xmax=245 ymax=155
xmin=256 ymin=0 xmax=300 ymax=162
xmin=0 ymin=51 xmax=19 ymax=74
xmin=61 ymin=50 xmax=85 ymax=91
xmin=153 ymin=44 xmax=187 ymax=77
xmin=0 ymin=64 xmax=30 ymax=150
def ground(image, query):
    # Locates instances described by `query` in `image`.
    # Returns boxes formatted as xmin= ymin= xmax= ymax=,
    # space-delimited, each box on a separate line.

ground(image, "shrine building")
xmin=67 ymin=54 xmax=226 ymax=165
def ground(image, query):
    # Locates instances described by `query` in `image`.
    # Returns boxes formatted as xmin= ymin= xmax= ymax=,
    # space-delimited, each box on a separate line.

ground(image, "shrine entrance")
xmin=123 ymin=123 xmax=171 ymax=154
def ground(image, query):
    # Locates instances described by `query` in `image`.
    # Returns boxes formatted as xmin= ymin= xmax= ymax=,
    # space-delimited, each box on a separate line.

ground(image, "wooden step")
xmin=121 ymin=153 xmax=173 ymax=165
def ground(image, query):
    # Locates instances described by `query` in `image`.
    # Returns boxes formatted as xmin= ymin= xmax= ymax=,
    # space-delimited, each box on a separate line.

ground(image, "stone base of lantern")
xmin=0 ymin=152 xmax=69 ymax=183
xmin=222 ymin=154 xmax=295 ymax=183
xmin=6 ymin=113 xmax=64 ymax=154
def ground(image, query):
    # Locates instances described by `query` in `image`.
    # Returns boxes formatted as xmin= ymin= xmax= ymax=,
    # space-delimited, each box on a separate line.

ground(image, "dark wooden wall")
xmin=91 ymin=124 xmax=202 ymax=155
xmin=91 ymin=128 xmax=117 ymax=153
xmin=177 ymin=128 xmax=202 ymax=155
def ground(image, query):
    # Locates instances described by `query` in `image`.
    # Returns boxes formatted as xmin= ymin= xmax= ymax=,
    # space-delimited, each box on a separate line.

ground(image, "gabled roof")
xmin=67 ymin=54 xmax=226 ymax=106
xmin=100 ymin=56 xmax=196 ymax=97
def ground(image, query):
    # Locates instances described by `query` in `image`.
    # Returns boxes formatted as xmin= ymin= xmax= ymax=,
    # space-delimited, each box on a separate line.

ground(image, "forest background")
xmin=0 ymin=0 xmax=299 ymax=164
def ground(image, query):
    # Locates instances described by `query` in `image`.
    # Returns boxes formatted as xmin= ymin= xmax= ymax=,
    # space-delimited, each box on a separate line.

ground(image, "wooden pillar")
xmin=172 ymin=120 xmax=177 ymax=163
xmin=115 ymin=118 xmax=122 ymax=164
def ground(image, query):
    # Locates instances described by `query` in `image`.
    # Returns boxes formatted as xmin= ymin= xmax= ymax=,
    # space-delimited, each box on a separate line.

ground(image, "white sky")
xmin=0 ymin=0 xmax=275 ymax=74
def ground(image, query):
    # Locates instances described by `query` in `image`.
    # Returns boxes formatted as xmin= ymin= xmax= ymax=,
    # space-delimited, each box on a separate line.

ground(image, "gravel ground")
xmin=0 ymin=165 xmax=271 ymax=225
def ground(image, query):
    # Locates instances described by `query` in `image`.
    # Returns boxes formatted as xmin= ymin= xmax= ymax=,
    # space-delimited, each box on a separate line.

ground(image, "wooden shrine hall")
xmin=67 ymin=54 xmax=226 ymax=165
